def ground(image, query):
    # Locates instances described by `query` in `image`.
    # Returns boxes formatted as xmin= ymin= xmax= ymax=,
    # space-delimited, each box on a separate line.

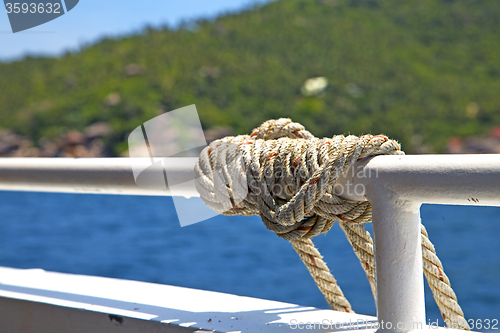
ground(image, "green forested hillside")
xmin=1 ymin=0 xmax=499 ymax=154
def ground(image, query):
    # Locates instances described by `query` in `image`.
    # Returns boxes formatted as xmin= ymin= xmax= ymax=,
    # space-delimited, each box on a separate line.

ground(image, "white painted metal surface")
xmin=0 ymin=267 xmax=474 ymax=333
xmin=1 ymin=154 xmax=499 ymax=332
xmin=0 ymin=158 xmax=197 ymax=197
xmin=336 ymin=154 xmax=500 ymax=332
xmin=1 ymin=155 xmax=498 ymax=204
xmin=337 ymin=154 xmax=500 ymax=206
xmin=0 ymin=267 xmax=378 ymax=332
xmin=370 ymin=196 xmax=425 ymax=332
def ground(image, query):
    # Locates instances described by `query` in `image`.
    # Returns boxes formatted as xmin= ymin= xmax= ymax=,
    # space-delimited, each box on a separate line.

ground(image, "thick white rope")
xmin=194 ymin=118 xmax=469 ymax=329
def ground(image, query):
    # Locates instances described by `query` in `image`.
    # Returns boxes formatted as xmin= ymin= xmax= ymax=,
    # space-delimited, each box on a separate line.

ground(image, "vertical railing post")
xmin=336 ymin=154 xmax=500 ymax=332
xmin=369 ymin=192 xmax=426 ymax=332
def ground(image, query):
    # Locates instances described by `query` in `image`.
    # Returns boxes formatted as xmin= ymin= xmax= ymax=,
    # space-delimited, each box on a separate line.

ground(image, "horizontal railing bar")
xmin=0 ymin=158 xmax=198 ymax=197
xmin=336 ymin=154 xmax=500 ymax=206
xmin=0 ymin=155 xmax=499 ymax=206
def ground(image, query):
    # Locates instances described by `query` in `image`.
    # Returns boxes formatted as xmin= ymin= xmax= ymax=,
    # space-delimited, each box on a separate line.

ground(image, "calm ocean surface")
xmin=0 ymin=191 xmax=499 ymax=328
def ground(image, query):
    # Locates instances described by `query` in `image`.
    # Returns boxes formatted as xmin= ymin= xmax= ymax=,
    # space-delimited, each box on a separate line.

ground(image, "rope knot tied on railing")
xmin=194 ymin=118 xmax=470 ymax=329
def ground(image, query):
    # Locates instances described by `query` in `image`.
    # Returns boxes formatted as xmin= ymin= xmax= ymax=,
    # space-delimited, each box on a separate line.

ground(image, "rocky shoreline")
xmin=0 ymin=123 xmax=234 ymax=158
xmin=0 ymin=122 xmax=111 ymax=157
xmin=2 ymin=123 xmax=499 ymax=157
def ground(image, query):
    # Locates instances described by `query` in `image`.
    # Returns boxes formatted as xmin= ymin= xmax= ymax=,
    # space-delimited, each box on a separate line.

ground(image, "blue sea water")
xmin=0 ymin=191 xmax=499 ymax=329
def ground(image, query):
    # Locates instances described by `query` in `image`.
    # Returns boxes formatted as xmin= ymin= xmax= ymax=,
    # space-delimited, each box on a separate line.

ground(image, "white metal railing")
xmin=0 ymin=157 xmax=197 ymax=197
xmin=0 ymin=154 xmax=499 ymax=333
xmin=336 ymin=154 xmax=500 ymax=331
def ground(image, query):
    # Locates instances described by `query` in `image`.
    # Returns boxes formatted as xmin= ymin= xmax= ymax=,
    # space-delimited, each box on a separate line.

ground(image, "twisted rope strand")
xmin=291 ymin=238 xmax=353 ymax=312
xmin=338 ymin=221 xmax=377 ymax=299
xmin=421 ymin=224 xmax=470 ymax=330
xmin=339 ymin=219 xmax=470 ymax=330
xmin=194 ymin=118 xmax=469 ymax=329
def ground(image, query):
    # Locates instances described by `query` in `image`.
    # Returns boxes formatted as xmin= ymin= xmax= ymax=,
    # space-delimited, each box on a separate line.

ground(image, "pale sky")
xmin=0 ymin=0 xmax=270 ymax=62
